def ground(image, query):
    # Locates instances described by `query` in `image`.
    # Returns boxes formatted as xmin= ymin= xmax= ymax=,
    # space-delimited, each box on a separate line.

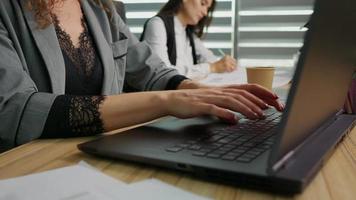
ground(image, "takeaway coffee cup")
xmin=246 ymin=67 xmax=275 ymax=90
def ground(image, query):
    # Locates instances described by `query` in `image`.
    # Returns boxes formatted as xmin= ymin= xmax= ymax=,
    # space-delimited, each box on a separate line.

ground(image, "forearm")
xmin=100 ymin=92 xmax=169 ymax=131
xmin=176 ymin=79 xmax=210 ymax=90
xmin=42 ymin=78 xmax=195 ymax=138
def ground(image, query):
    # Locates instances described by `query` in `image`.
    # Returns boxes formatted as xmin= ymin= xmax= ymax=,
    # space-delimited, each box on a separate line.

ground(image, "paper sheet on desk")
xmin=199 ymin=67 xmax=293 ymax=88
xmin=0 ymin=164 xmax=127 ymax=200
xmin=126 ymin=179 xmax=211 ymax=200
xmin=0 ymin=162 xmax=210 ymax=200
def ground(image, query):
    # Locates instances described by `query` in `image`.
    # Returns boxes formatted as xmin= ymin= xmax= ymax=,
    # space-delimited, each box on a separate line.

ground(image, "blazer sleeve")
xmin=110 ymin=5 xmax=182 ymax=91
xmin=0 ymin=16 xmax=57 ymax=151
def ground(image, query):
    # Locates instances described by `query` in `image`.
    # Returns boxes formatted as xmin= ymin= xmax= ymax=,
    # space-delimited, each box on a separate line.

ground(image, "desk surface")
xmin=0 ymin=124 xmax=355 ymax=200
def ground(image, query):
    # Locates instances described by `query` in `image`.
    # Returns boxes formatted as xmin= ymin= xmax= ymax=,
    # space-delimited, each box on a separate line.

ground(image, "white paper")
xmin=0 ymin=162 xmax=210 ymax=200
xmin=126 ymin=179 xmax=211 ymax=200
xmin=199 ymin=68 xmax=247 ymax=86
xmin=0 ymin=164 xmax=127 ymax=200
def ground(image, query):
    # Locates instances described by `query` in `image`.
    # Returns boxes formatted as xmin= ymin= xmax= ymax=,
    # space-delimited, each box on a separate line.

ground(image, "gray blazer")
xmin=114 ymin=1 xmax=126 ymax=22
xmin=0 ymin=0 xmax=180 ymax=151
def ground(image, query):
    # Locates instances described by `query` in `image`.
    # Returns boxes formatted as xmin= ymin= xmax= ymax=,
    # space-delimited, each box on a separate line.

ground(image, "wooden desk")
xmin=0 ymin=125 xmax=355 ymax=200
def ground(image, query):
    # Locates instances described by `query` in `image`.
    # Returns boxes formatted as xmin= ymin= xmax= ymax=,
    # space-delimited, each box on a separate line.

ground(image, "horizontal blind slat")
xmin=237 ymin=0 xmax=313 ymax=66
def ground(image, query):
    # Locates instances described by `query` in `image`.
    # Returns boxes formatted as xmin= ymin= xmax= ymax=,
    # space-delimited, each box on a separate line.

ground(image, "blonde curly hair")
xmin=27 ymin=0 xmax=112 ymax=29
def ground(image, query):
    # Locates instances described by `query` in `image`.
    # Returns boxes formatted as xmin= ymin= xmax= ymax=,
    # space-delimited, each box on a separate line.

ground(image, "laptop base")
xmin=78 ymin=114 xmax=356 ymax=194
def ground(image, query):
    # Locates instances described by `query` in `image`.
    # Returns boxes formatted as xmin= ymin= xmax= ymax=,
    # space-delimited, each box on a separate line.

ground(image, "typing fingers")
xmin=196 ymin=103 xmax=238 ymax=124
xmin=195 ymin=93 xmax=263 ymax=119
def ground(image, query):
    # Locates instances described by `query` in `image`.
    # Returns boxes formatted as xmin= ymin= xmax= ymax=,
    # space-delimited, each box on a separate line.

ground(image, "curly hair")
xmin=26 ymin=0 xmax=112 ymax=29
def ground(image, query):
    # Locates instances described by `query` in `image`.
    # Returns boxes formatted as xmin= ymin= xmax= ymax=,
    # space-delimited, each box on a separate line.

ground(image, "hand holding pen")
xmin=210 ymin=49 xmax=237 ymax=73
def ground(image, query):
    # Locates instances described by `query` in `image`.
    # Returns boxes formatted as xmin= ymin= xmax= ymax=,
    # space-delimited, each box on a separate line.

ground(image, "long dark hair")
xmin=158 ymin=0 xmax=216 ymax=38
xmin=27 ymin=0 xmax=113 ymax=29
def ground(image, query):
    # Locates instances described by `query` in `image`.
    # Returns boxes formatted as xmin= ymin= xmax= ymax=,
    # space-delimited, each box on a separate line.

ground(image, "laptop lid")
xmin=268 ymin=0 xmax=356 ymax=170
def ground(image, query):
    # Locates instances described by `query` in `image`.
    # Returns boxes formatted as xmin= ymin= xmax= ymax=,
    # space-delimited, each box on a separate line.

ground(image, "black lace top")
xmin=42 ymin=15 xmax=105 ymax=138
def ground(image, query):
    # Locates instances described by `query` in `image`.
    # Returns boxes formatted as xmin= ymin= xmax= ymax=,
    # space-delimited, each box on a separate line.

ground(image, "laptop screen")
xmin=269 ymin=0 xmax=356 ymax=167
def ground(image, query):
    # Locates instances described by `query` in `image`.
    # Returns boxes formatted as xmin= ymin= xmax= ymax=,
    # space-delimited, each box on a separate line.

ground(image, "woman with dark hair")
xmin=0 ymin=0 xmax=283 ymax=152
xmin=141 ymin=0 xmax=237 ymax=80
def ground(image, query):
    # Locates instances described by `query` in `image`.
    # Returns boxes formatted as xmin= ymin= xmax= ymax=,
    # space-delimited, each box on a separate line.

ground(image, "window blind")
xmin=236 ymin=0 xmax=314 ymax=67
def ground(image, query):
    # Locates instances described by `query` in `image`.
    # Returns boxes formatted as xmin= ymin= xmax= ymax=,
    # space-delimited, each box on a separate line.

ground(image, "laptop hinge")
xmin=335 ymin=109 xmax=345 ymax=116
xmin=271 ymin=110 xmax=345 ymax=173
xmin=272 ymin=150 xmax=295 ymax=172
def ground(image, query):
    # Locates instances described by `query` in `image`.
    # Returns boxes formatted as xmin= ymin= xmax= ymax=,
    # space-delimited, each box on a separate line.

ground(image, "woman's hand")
xmin=176 ymin=80 xmax=284 ymax=120
xmin=101 ymin=82 xmax=284 ymax=132
xmin=221 ymin=84 xmax=285 ymax=112
xmin=162 ymin=85 xmax=284 ymax=124
xmin=210 ymin=55 xmax=237 ymax=73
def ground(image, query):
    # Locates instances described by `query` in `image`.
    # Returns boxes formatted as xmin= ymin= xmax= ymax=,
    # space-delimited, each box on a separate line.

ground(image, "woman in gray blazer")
xmin=0 ymin=0 xmax=284 ymax=152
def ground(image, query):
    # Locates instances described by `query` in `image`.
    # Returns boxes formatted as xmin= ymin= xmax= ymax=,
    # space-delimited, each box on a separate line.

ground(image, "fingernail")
xmin=228 ymin=115 xmax=239 ymax=124
xmin=259 ymin=112 xmax=265 ymax=118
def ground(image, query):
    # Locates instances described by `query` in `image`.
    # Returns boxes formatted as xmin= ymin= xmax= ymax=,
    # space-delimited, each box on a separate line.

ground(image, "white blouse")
xmin=143 ymin=16 xmax=218 ymax=80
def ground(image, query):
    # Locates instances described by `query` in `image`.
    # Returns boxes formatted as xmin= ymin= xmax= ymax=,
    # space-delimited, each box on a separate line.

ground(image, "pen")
xmin=218 ymin=49 xmax=225 ymax=57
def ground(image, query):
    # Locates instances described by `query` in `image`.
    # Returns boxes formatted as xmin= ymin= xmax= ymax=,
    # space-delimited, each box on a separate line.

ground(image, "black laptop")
xmin=78 ymin=0 xmax=356 ymax=194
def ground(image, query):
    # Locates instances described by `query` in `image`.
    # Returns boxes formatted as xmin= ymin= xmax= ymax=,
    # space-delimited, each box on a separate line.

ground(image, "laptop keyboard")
xmin=165 ymin=110 xmax=281 ymax=163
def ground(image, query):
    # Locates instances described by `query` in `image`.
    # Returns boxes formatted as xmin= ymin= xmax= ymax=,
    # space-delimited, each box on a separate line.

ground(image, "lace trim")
xmin=69 ymin=96 xmax=106 ymax=135
xmin=52 ymin=15 xmax=96 ymax=77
